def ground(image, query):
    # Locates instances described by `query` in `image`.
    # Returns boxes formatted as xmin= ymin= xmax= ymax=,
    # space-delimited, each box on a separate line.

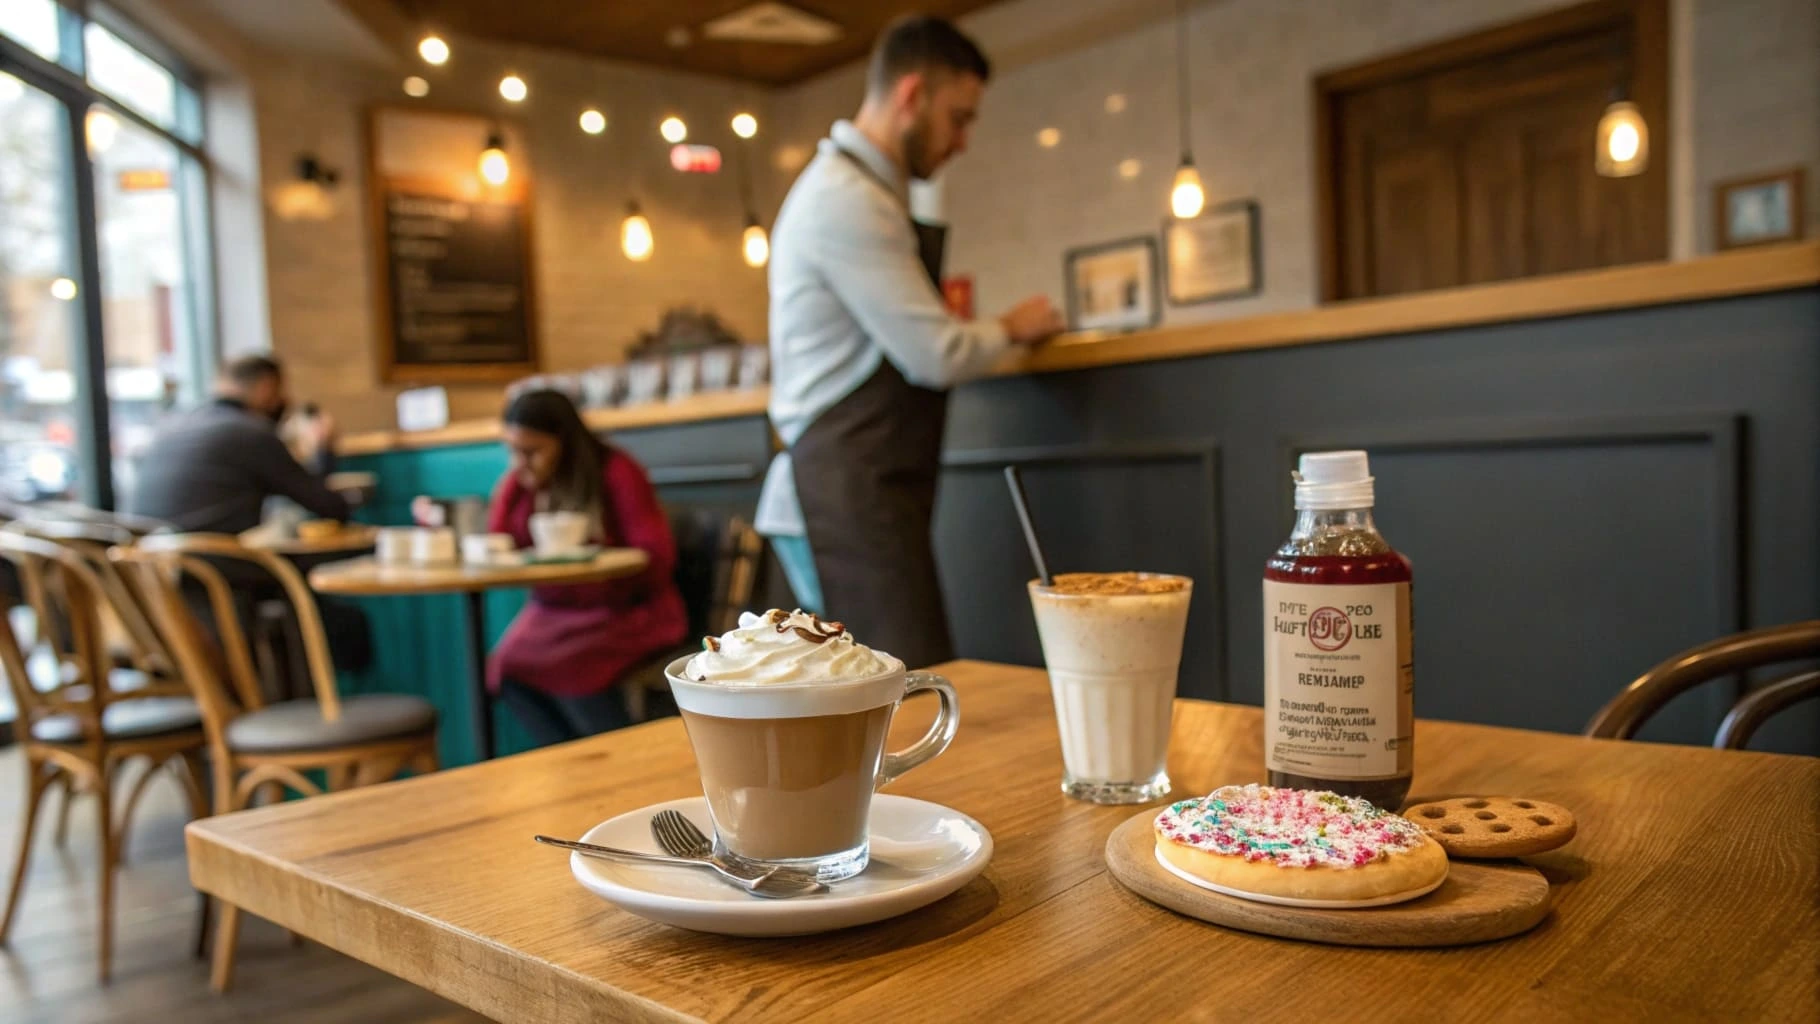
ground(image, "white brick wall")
xmin=248 ymin=37 xmax=773 ymax=429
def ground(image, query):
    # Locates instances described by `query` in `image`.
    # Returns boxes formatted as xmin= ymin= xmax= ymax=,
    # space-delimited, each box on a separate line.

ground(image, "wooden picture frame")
xmin=1164 ymin=199 xmax=1262 ymax=305
xmin=1063 ymin=236 xmax=1160 ymax=333
xmin=1714 ymin=167 xmax=1806 ymax=250
xmin=366 ymin=105 xmax=540 ymax=385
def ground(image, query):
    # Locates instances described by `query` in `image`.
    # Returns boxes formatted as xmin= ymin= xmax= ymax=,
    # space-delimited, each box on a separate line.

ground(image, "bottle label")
xmin=1263 ymin=580 xmax=1412 ymax=780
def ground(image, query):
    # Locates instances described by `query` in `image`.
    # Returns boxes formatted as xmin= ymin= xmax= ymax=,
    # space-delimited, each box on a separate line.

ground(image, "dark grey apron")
xmin=789 ymin=149 xmax=954 ymax=669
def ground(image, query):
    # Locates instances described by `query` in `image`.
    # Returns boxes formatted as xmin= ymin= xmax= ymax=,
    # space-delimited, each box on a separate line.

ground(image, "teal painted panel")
xmin=335 ymin=442 xmax=537 ymax=766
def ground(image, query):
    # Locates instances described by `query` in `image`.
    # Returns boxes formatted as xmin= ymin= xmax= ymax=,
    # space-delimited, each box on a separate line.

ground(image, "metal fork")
xmin=534 ymin=835 xmax=823 ymax=899
xmin=650 ymin=810 xmax=828 ymax=896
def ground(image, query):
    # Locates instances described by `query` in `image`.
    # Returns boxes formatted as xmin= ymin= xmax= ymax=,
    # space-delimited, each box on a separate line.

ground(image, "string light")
xmin=660 ymin=116 xmax=687 ymax=143
xmin=49 ymin=278 xmax=77 ymax=301
xmin=478 ymin=132 xmax=509 ymax=186
xmin=1036 ymin=127 xmax=1061 ymax=148
xmin=580 ymin=109 xmax=606 ymax=135
xmin=731 ymin=112 xmax=758 ymax=139
xmin=403 ymin=76 xmax=429 ymax=98
xmin=418 ymin=35 xmax=449 ymax=65
xmin=621 ymin=202 xmax=653 ymax=261
xmin=499 ymin=75 xmax=527 ymax=102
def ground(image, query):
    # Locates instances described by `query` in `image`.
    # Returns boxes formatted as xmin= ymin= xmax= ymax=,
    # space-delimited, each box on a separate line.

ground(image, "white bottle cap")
xmin=1294 ymin=450 xmax=1374 ymax=509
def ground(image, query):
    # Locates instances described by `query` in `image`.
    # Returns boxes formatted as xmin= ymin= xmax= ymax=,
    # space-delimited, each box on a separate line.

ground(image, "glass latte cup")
xmin=668 ymin=610 xmax=959 ymax=883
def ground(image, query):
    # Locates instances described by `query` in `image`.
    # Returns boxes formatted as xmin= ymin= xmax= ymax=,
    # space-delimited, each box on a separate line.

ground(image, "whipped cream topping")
xmin=683 ymin=609 xmax=894 ymax=684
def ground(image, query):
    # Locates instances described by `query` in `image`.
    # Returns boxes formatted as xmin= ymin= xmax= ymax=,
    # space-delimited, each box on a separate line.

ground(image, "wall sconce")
xmin=269 ymin=154 xmax=341 ymax=221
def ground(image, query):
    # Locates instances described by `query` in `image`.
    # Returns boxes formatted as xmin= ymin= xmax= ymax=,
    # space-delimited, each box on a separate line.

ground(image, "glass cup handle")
xmin=876 ymin=672 xmax=959 ymax=789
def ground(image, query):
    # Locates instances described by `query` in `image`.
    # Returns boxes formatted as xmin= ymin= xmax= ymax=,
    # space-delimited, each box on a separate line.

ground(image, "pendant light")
xmin=621 ymin=201 xmax=654 ymax=261
xmin=742 ymin=217 xmax=769 ymax=268
xmin=1595 ymin=87 xmax=1648 ymax=177
xmin=477 ymin=130 xmax=509 ymax=186
xmin=1594 ymin=32 xmax=1648 ymax=178
xmin=1168 ymin=0 xmax=1204 ymax=219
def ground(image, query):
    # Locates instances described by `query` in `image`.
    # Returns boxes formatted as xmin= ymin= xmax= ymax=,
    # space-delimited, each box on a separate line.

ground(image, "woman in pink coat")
xmin=485 ymin=389 xmax=687 ymax=744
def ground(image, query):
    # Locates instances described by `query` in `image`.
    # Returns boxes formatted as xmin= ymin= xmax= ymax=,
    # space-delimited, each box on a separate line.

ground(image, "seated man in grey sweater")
xmin=129 ymin=354 xmax=348 ymax=532
xmin=130 ymin=354 xmax=369 ymax=673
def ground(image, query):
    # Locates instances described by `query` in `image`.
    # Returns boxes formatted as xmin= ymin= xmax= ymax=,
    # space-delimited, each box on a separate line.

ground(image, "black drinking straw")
xmin=1003 ymin=465 xmax=1052 ymax=586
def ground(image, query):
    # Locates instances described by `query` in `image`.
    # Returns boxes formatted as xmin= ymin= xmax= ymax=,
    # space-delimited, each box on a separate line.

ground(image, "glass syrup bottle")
xmin=1263 ymin=451 xmax=1413 ymax=809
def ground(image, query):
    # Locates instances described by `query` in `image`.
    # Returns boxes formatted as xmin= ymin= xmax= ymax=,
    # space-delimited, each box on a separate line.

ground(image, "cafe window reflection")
xmin=0 ymin=2 xmax=214 ymax=508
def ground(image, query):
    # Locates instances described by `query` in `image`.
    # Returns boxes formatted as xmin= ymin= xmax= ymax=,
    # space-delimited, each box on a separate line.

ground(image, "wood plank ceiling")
xmin=390 ymin=1 xmax=1007 ymax=85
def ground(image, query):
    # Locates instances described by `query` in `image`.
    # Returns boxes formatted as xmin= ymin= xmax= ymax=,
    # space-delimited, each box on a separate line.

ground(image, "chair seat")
xmin=225 ymin=694 xmax=436 ymax=753
xmin=32 ymin=696 xmax=202 ymax=744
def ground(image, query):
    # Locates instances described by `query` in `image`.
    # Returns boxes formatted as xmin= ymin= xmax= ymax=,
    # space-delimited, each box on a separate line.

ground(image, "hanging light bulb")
xmin=621 ymin=202 xmax=654 ymax=262
xmin=49 ymin=277 xmax=78 ymax=301
xmin=731 ymin=112 xmax=758 ymax=139
xmin=478 ymin=132 xmax=509 ymax=186
xmin=418 ymin=35 xmax=449 ymax=65
xmin=742 ymin=216 xmax=769 ymax=268
xmin=1171 ymin=160 xmax=1205 ymax=219
xmin=579 ymin=109 xmax=606 ymax=135
xmin=660 ymin=116 xmax=687 ymax=143
xmin=1166 ymin=0 xmax=1204 ymax=219
xmin=499 ymin=74 xmax=527 ymax=102
xmin=85 ymin=108 xmax=120 ymax=153
xmin=403 ymin=76 xmax=430 ymax=98
xmin=1595 ymin=93 xmax=1648 ymax=177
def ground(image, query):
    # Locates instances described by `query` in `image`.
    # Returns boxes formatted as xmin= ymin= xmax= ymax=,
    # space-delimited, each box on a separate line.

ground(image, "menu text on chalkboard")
xmin=384 ymin=191 xmax=533 ymax=367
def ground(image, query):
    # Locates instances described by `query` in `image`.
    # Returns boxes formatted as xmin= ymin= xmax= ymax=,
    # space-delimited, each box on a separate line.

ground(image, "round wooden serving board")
xmin=1105 ymin=807 xmax=1553 ymax=947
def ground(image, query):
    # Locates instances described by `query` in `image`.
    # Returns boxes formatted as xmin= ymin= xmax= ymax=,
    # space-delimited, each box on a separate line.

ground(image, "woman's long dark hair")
xmin=502 ymin=389 xmax=615 ymax=536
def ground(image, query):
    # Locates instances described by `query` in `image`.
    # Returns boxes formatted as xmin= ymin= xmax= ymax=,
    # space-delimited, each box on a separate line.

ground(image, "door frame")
xmin=1312 ymin=0 xmax=1671 ymax=302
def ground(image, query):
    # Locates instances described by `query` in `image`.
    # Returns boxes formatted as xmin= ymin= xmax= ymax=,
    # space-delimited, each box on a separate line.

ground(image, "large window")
xmin=0 ymin=1 xmax=213 ymax=509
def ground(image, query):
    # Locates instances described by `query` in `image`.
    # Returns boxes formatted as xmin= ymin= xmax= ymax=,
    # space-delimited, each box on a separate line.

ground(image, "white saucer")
xmin=1154 ymin=847 xmax=1446 ymax=909
xmin=570 ymin=795 xmax=993 ymax=936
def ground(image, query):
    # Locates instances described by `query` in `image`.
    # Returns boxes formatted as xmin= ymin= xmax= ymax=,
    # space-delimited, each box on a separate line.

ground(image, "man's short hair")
xmin=220 ymin=354 xmax=282 ymax=389
xmin=867 ymin=15 xmax=990 ymax=97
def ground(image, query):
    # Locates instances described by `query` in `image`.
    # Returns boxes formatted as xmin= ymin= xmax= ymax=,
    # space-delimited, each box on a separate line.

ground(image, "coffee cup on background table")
xmin=529 ymin=511 xmax=590 ymax=555
xmin=667 ymin=609 xmax=960 ymax=883
xmin=461 ymin=532 xmax=515 ymax=565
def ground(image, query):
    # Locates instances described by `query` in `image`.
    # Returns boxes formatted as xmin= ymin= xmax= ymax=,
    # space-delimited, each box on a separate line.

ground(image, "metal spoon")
xmin=649 ymin=810 xmax=830 ymax=896
xmin=533 ymin=835 xmax=826 ymax=899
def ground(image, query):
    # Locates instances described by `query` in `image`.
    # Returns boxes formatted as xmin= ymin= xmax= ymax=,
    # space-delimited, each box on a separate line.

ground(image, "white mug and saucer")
xmin=460 ymin=532 xmax=517 ymax=567
xmin=565 ymin=611 xmax=994 ymax=937
xmin=527 ymin=511 xmax=598 ymax=563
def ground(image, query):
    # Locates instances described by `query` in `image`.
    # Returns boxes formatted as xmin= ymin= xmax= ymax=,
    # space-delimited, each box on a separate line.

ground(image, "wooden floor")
xmin=0 ymin=746 xmax=489 ymax=1024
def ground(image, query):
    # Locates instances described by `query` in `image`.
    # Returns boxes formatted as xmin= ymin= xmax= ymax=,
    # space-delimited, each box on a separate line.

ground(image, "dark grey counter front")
xmin=932 ymin=287 xmax=1818 ymax=755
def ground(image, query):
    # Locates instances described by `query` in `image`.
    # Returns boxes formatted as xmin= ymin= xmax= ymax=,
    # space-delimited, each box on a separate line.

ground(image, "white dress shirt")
xmin=755 ymin=120 xmax=1010 ymax=537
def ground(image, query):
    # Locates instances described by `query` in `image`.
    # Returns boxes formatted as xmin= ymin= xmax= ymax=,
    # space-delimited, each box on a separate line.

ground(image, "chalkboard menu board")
xmin=382 ymin=191 xmax=533 ymax=369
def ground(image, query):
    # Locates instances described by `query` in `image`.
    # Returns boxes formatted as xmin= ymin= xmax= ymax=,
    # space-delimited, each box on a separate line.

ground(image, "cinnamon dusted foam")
xmin=1040 ymin=572 xmax=1189 ymax=597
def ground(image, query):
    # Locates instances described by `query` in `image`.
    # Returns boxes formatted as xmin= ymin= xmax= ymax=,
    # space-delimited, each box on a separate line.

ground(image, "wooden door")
xmin=1319 ymin=0 xmax=1669 ymax=300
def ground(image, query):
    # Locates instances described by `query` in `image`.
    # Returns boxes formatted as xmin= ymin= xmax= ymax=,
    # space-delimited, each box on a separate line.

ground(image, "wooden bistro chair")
xmin=115 ymin=533 xmax=439 ymax=992
xmin=1585 ymin=620 xmax=1820 ymax=750
xmin=0 ymin=530 xmax=208 ymax=984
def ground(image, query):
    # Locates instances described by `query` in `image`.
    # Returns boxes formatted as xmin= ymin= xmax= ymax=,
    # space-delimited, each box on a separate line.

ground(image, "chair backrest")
xmin=0 ymin=530 xmax=189 ymax=746
xmin=6 ymin=521 xmax=173 ymax=677
xmin=666 ymin=508 xmax=763 ymax=638
xmin=1585 ymin=620 xmax=1820 ymax=749
xmin=125 ymin=533 xmax=344 ymax=722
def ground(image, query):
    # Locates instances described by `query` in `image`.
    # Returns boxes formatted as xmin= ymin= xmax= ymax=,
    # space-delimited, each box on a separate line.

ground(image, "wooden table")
xmin=307 ymin=550 xmax=648 ymax=758
xmin=184 ymin=662 xmax=1820 ymax=1023
xmin=239 ymin=524 xmax=378 ymax=558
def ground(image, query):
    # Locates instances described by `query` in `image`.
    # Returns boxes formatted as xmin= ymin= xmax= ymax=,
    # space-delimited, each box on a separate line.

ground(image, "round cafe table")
xmin=308 ymin=549 xmax=650 ymax=760
xmin=239 ymin=524 xmax=379 ymax=559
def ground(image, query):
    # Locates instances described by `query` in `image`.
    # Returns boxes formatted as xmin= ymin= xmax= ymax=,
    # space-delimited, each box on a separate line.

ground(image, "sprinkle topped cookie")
xmin=1157 ymin=784 xmax=1428 ymax=869
xmin=1154 ymin=784 xmax=1448 ymax=904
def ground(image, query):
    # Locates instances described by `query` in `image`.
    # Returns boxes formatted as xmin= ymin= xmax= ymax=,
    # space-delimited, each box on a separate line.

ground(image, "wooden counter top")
xmin=339 ymin=241 xmax=1819 ymax=458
